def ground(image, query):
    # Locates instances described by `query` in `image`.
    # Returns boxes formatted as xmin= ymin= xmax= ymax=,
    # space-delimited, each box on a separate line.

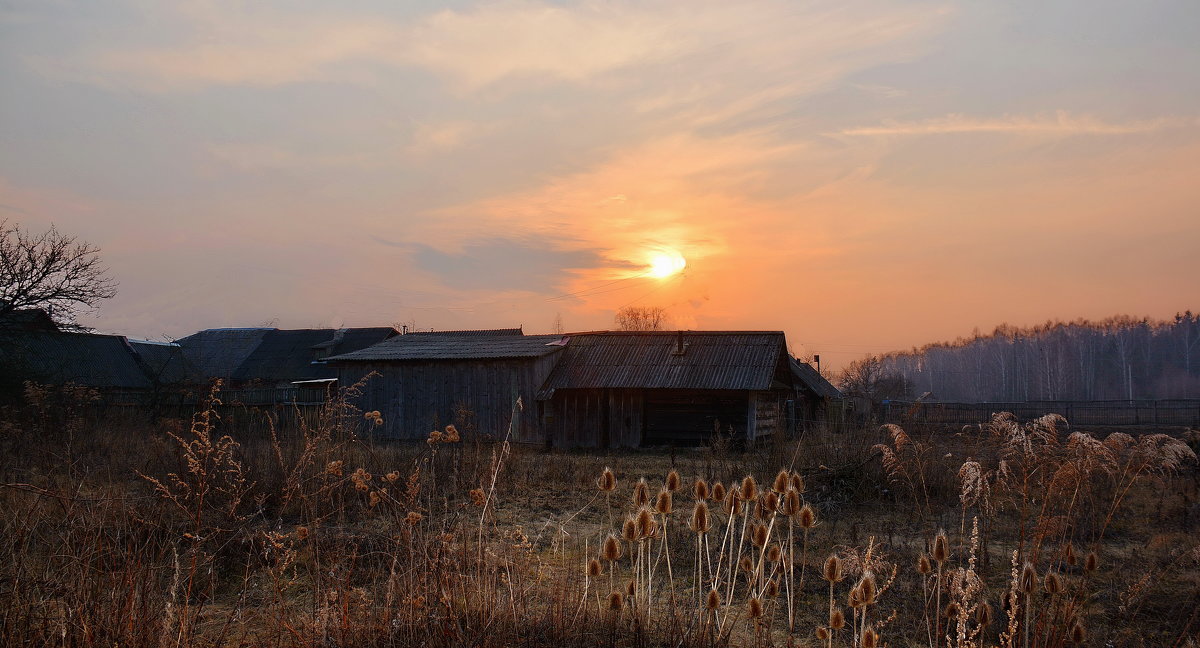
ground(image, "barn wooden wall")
xmin=543 ymin=389 xmax=644 ymax=449
xmin=336 ymin=353 xmax=560 ymax=443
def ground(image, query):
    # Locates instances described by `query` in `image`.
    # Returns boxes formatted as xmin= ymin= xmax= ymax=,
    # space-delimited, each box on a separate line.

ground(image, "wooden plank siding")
xmin=337 ymin=353 xmax=559 ymax=443
xmin=543 ymin=389 xmax=644 ymax=448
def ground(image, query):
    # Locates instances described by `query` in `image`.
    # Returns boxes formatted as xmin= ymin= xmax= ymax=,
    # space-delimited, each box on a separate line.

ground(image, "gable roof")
xmin=232 ymin=327 xmax=397 ymax=382
xmin=789 ymin=357 xmax=842 ymax=399
xmin=328 ymin=332 xmax=563 ymax=361
xmin=129 ymin=339 xmax=200 ymax=385
xmin=175 ymin=328 xmax=274 ymax=379
xmin=538 ymin=331 xmax=788 ymax=395
xmin=0 ymin=331 xmax=154 ymax=389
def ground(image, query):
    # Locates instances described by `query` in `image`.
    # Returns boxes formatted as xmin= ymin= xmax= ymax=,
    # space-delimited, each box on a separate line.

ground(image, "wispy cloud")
xmin=837 ymin=111 xmax=1179 ymax=136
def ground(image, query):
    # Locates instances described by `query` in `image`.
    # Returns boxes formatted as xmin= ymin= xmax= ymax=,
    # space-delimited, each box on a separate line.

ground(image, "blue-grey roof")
xmin=0 ymin=331 xmax=153 ymax=389
xmin=175 ymin=328 xmax=273 ymax=379
xmin=232 ymin=327 xmax=397 ymax=382
xmin=538 ymin=331 xmax=789 ymax=394
xmin=129 ymin=340 xmax=200 ymax=385
xmin=328 ymin=332 xmax=564 ymax=361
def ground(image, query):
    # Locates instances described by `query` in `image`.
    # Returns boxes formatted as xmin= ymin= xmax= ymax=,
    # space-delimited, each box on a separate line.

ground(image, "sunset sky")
xmin=2 ymin=1 xmax=1198 ymax=368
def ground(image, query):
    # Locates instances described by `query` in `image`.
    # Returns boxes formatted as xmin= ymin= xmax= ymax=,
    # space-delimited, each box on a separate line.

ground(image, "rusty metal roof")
xmin=328 ymin=332 xmax=564 ymax=361
xmin=538 ymin=331 xmax=788 ymax=395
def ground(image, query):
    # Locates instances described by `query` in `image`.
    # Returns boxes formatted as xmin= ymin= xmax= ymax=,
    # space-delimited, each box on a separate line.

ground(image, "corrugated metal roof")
xmin=406 ymin=328 xmax=523 ymax=337
xmin=0 ymin=331 xmax=154 ymax=389
xmin=538 ymin=331 xmax=787 ymax=394
xmin=328 ymin=333 xmax=564 ymax=361
xmin=789 ymin=357 xmax=842 ymax=399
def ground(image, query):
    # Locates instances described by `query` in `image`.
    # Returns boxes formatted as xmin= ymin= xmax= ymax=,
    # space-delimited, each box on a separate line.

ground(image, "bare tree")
xmin=0 ymin=221 xmax=117 ymax=326
xmin=614 ymin=305 xmax=669 ymax=331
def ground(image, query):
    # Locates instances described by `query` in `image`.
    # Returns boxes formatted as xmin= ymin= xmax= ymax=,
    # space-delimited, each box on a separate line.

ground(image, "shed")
xmin=327 ymin=329 xmax=563 ymax=442
xmin=536 ymin=331 xmax=802 ymax=448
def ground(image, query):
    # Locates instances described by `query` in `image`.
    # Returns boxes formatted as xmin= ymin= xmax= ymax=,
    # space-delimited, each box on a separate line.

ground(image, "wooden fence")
xmin=882 ymin=399 xmax=1200 ymax=427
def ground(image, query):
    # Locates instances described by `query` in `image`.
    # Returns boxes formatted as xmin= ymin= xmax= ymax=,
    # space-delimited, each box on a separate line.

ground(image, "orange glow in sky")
xmin=3 ymin=1 xmax=1198 ymax=371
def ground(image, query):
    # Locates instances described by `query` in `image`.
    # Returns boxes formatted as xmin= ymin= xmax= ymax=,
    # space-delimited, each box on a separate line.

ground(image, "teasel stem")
xmin=786 ymin=517 xmax=795 ymax=633
xmin=726 ymin=499 xmax=751 ymax=607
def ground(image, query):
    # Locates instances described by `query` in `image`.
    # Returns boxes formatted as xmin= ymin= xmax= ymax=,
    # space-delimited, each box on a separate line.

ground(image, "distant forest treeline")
xmin=844 ymin=313 xmax=1200 ymax=402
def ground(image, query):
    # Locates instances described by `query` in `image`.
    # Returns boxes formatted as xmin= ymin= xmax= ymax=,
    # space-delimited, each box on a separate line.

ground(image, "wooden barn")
xmin=327 ymin=329 xmax=564 ymax=442
xmin=536 ymin=331 xmax=833 ymax=448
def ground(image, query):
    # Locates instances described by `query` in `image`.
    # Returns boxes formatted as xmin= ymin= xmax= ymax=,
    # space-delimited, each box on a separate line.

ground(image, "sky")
xmin=2 ymin=0 xmax=1198 ymax=369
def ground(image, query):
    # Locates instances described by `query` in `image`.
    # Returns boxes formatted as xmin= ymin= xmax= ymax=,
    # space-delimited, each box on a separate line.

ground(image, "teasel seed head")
xmin=861 ymin=626 xmax=879 ymax=648
xmin=864 ymin=573 xmax=883 ymax=604
xmin=976 ymin=601 xmax=993 ymax=627
xmin=693 ymin=478 xmax=709 ymax=501
xmin=823 ymin=554 xmax=844 ymax=583
xmin=1065 ymin=542 xmax=1077 ymax=566
xmin=705 ymin=588 xmax=721 ymax=611
xmin=917 ymin=554 xmax=932 ymax=574
xmin=740 ymin=475 xmax=758 ymax=502
xmin=690 ymin=500 xmax=711 ymax=534
xmin=587 ymin=558 xmax=603 ymax=578
xmin=666 ymin=469 xmax=681 ymax=492
xmin=1084 ymin=551 xmax=1099 ymax=572
xmin=764 ymin=578 xmax=780 ymax=597
xmin=933 ymin=531 xmax=949 ymax=563
xmin=1044 ymin=571 xmax=1062 ymax=595
xmin=751 ymin=522 xmax=769 ymax=548
xmin=740 ymin=556 xmax=755 ymax=573
xmin=636 ymin=507 xmax=657 ymax=539
xmin=747 ymin=597 xmax=764 ymax=619
xmin=608 ymin=591 xmax=624 ymax=610
xmin=1020 ymin=562 xmax=1038 ymax=594
xmin=632 ymin=478 xmax=650 ymax=507
xmin=655 ymin=489 xmax=673 ymax=515
xmin=626 ymin=579 xmax=636 ymax=597
xmin=791 ymin=472 xmax=806 ymax=494
xmin=602 ymin=535 xmax=622 ymax=561
xmin=945 ymin=601 xmax=961 ymax=619
xmin=598 ymin=467 xmax=616 ymax=493
xmin=773 ymin=469 xmax=790 ymax=493
xmin=711 ymin=481 xmax=726 ymax=502
xmin=798 ymin=503 xmax=817 ymax=529
xmin=780 ymin=489 xmax=801 ymax=516
xmin=847 ymin=585 xmax=863 ymax=609
xmin=815 ymin=627 xmax=830 ymax=641
xmin=622 ymin=517 xmax=638 ymax=543
xmin=830 ymin=607 xmax=846 ymax=629
xmin=723 ymin=490 xmax=743 ymax=516
xmin=767 ymin=543 xmax=782 ymax=563
xmin=1070 ymin=621 xmax=1086 ymax=644
xmin=762 ymin=491 xmax=779 ymax=513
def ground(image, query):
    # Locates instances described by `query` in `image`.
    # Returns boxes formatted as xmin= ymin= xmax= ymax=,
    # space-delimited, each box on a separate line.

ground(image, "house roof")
xmin=233 ymin=327 xmax=397 ymax=382
xmin=789 ymin=357 xmax=842 ymax=399
xmin=405 ymin=328 xmax=524 ymax=337
xmin=328 ymin=332 xmax=564 ymax=362
xmin=0 ymin=331 xmax=154 ymax=389
xmin=129 ymin=339 xmax=200 ymax=385
xmin=537 ymin=331 xmax=789 ymax=396
xmin=175 ymin=328 xmax=274 ymax=379
xmin=0 ymin=308 xmax=59 ymax=332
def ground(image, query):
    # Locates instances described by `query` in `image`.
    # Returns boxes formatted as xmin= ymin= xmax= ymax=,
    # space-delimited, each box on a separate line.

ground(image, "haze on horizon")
xmin=2 ymin=0 xmax=1198 ymax=370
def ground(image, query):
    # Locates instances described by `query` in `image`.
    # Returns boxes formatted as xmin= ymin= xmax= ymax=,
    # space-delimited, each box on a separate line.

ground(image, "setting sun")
xmin=647 ymin=250 xmax=687 ymax=279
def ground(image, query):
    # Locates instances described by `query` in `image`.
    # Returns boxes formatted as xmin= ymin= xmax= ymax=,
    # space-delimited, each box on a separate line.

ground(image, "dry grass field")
xmin=2 ymin=382 xmax=1198 ymax=647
